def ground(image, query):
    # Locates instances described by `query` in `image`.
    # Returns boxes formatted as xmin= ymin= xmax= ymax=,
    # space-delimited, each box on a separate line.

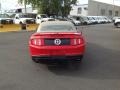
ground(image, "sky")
xmin=0 ymin=0 xmax=120 ymax=10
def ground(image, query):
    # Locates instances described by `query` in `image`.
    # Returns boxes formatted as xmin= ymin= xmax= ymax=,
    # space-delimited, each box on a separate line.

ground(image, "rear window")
xmin=37 ymin=24 xmax=76 ymax=32
xmin=19 ymin=14 xmax=36 ymax=18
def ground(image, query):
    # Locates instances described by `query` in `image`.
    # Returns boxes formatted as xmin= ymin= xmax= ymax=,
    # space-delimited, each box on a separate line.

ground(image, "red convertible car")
xmin=29 ymin=21 xmax=85 ymax=63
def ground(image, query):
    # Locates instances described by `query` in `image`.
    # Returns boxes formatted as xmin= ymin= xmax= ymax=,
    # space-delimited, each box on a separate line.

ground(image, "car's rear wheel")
xmin=76 ymin=55 xmax=83 ymax=62
xmin=83 ymin=22 xmax=87 ymax=25
xmin=116 ymin=23 xmax=120 ymax=28
xmin=32 ymin=57 xmax=39 ymax=63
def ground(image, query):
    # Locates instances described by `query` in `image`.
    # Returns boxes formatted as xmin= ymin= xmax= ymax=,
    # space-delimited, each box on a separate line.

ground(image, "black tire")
xmin=10 ymin=20 xmax=13 ymax=24
xmin=41 ymin=21 xmax=44 ymax=23
xmin=32 ymin=57 xmax=39 ymax=63
xmin=75 ymin=55 xmax=83 ymax=63
xmin=114 ymin=23 xmax=117 ymax=26
xmin=19 ymin=22 xmax=23 ymax=24
xmin=73 ymin=22 xmax=76 ymax=26
xmin=83 ymin=22 xmax=87 ymax=25
xmin=116 ymin=23 xmax=120 ymax=28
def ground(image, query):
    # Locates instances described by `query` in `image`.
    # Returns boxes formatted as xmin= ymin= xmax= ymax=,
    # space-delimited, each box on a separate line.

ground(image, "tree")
xmin=18 ymin=0 xmax=77 ymax=16
xmin=62 ymin=0 xmax=77 ymax=17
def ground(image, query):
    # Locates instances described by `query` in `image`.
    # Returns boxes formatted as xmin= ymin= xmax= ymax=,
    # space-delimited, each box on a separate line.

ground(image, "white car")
xmin=114 ymin=18 xmax=120 ymax=28
xmin=113 ymin=17 xmax=120 ymax=22
xmin=104 ymin=17 xmax=112 ymax=23
xmin=13 ymin=13 xmax=36 ymax=24
xmin=73 ymin=19 xmax=81 ymax=26
xmin=87 ymin=16 xmax=97 ymax=24
xmin=0 ymin=14 xmax=13 ymax=24
xmin=36 ymin=14 xmax=54 ymax=24
xmin=69 ymin=18 xmax=81 ymax=26
xmin=93 ymin=16 xmax=102 ymax=24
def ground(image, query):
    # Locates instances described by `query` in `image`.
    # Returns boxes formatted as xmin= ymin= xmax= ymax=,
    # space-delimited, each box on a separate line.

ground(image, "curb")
xmin=0 ymin=29 xmax=36 ymax=33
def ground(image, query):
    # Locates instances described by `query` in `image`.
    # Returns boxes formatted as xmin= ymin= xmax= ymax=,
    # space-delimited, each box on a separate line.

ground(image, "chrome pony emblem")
xmin=54 ymin=39 xmax=61 ymax=45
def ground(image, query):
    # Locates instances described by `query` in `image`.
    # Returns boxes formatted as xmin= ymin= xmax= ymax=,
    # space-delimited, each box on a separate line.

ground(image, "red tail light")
xmin=71 ymin=38 xmax=84 ymax=45
xmin=31 ymin=38 xmax=43 ymax=46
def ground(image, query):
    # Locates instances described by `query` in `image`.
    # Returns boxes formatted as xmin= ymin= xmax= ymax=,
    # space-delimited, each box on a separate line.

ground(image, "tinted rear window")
xmin=37 ymin=24 xmax=76 ymax=32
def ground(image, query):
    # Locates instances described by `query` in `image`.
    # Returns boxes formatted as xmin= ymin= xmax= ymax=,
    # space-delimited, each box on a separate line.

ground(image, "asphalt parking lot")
xmin=0 ymin=23 xmax=120 ymax=90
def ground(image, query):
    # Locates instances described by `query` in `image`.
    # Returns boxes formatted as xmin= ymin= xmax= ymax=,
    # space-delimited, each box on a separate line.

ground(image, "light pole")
xmin=61 ymin=0 xmax=64 ymax=17
xmin=24 ymin=0 xmax=27 ymax=13
xmin=0 ymin=0 xmax=1 ymax=13
xmin=97 ymin=3 xmax=100 ymax=16
xmin=113 ymin=0 xmax=115 ymax=17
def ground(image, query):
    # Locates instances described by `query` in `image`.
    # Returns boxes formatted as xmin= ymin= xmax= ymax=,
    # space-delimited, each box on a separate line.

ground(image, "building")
xmin=0 ymin=2 xmax=1 ymax=13
xmin=70 ymin=4 xmax=88 ymax=16
xmin=70 ymin=0 xmax=120 ymax=17
xmin=5 ymin=5 xmax=33 ymax=14
xmin=88 ymin=0 xmax=120 ymax=17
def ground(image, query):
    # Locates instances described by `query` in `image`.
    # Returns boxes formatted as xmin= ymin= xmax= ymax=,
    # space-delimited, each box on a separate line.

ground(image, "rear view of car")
xmin=29 ymin=21 xmax=85 ymax=63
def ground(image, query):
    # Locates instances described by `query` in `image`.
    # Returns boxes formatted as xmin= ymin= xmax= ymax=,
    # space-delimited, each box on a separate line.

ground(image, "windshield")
xmin=19 ymin=14 xmax=36 ymax=18
xmin=88 ymin=17 xmax=93 ymax=20
xmin=41 ymin=15 xmax=47 ymax=18
xmin=92 ymin=17 xmax=95 ymax=20
xmin=37 ymin=24 xmax=76 ymax=32
xmin=0 ymin=14 xmax=10 ymax=18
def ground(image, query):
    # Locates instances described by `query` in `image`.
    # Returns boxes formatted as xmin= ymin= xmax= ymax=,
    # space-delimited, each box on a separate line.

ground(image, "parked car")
xmin=91 ymin=17 xmax=99 ymax=24
xmin=29 ymin=21 xmax=85 ymax=63
xmin=68 ymin=15 xmax=112 ymax=25
xmin=99 ymin=16 xmax=106 ymax=23
xmin=13 ymin=13 xmax=36 ymax=24
xmin=113 ymin=17 xmax=120 ymax=22
xmin=87 ymin=16 xmax=97 ymax=24
xmin=0 ymin=14 xmax=13 ymax=24
xmin=103 ymin=16 xmax=112 ymax=23
xmin=107 ymin=17 xmax=112 ymax=23
xmin=55 ymin=16 xmax=81 ymax=26
xmin=101 ymin=16 xmax=109 ymax=23
xmin=36 ymin=14 xmax=55 ymax=24
xmin=79 ymin=16 xmax=92 ymax=25
xmin=114 ymin=17 xmax=120 ymax=28
xmin=93 ymin=16 xmax=103 ymax=24
xmin=69 ymin=18 xmax=81 ymax=26
xmin=55 ymin=16 xmax=68 ymax=21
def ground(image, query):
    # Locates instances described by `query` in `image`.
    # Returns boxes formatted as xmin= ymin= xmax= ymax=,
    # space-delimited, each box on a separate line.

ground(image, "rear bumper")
xmin=32 ymin=54 xmax=83 ymax=61
xmin=29 ymin=44 xmax=85 ymax=56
